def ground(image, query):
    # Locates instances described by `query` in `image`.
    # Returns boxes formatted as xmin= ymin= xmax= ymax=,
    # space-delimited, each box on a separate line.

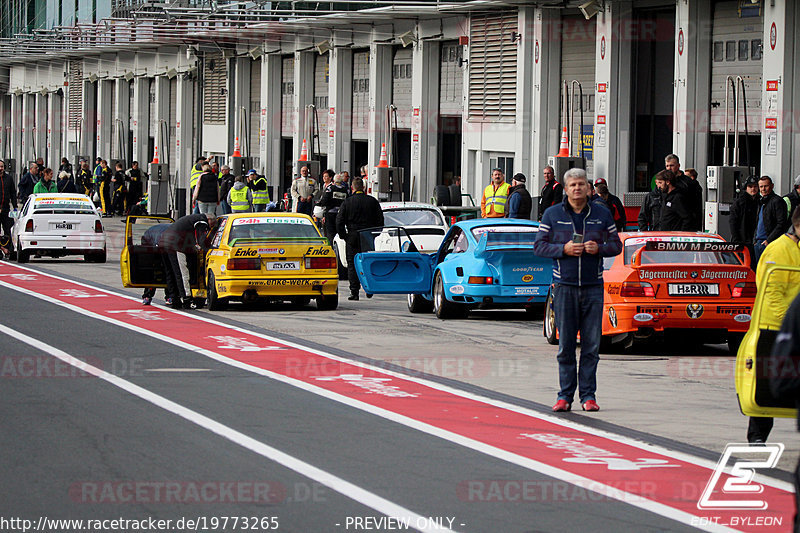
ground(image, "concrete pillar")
xmin=0 ymin=96 xmax=9 ymax=162
xmin=530 ymin=8 xmax=563 ymax=193
xmin=514 ymin=7 xmax=536 ymax=185
xmin=96 ymin=80 xmax=113 ymax=161
xmin=327 ymin=46 xmax=353 ymax=175
xmin=152 ymin=76 xmax=169 ymax=165
xmin=113 ymin=79 xmax=130 ymax=163
xmin=410 ymin=38 xmax=440 ymax=203
xmin=80 ymin=81 xmax=97 ymax=159
xmin=673 ymin=0 xmax=712 ymax=187
xmin=10 ymin=95 xmax=22 ymax=177
xmin=292 ymin=51 xmax=314 ymax=165
xmin=175 ymin=75 xmax=195 ymax=208
xmin=131 ymin=77 xmax=150 ymax=168
xmin=261 ymin=54 xmax=282 ymax=188
xmin=761 ymin=0 xmax=800 ymax=191
xmin=22 ymin=94 xmax=35 ymax=165
xmin=593 ymin=1 xmax=634 ymax=190
xmin=34 ymin=94 xmax=47 ymax=164
xmin=231 ymin=57 xmax=251 ymax=158
xmin=368 ymin=43 xmax=393 ymax=172
xmin=47 ymin=92 xmax=63 ymax=171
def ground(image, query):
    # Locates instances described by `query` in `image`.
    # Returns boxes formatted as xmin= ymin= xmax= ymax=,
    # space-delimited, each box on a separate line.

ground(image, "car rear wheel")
xmin=292 ymin=296 xmax=311 ymax=307
xmin=84 ymin=248 xmax=107 ymax=263
xmin=316 ymin=292 xmax=339 ymax=311
xmin=407 ymin=293 xmax=433 ymax=314
xmin=206 ymin=272 xmax=228 ymax=311
xmin=544 ymin=290 xmax=558 ymax=345
xmin=433 ymin=272 xmax=467 ymax=319
xmin=16 ymin=240 xmax=29 ymax=263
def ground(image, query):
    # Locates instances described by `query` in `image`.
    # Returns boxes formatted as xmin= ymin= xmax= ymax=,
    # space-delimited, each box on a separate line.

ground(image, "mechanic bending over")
xmin=158 ymin=213 xmax=213 ymax=310
xmin=533 ymin=167 xmax=622 ymax=414
xmin=140 ymin=223 xmax=176 ymax=307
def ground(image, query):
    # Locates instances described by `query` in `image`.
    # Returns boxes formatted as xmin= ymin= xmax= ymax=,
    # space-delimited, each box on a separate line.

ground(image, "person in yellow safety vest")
xmin=227 ymin=175 xmax=254 ymax=213
xmin=190 ymin=157 xmax=207 ymax=214
xmin=481 ymin=168 xmax=510 ymax=218
xmin=247 ymin=170 xmax=270 ymax=212
xmin=746 ymin=206 xmax=800 ymax=445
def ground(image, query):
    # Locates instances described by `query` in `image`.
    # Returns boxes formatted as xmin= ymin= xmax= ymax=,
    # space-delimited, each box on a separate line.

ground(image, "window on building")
xmin=726 ymin=41 xmax=736 ymax=61
xmin=751 ymin=39 xmax=763 ymax=60
xmin=713 ymin=41 xmax=724 ymax=62
xmin=738 ymin=40 xmax=749 ymax=61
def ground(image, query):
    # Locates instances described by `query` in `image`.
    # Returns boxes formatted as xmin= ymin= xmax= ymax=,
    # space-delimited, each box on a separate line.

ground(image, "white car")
xmin=333 ymin=202 xmax=447 ymax=277
xmin=13 ymin=193 xmax=107 ymax=263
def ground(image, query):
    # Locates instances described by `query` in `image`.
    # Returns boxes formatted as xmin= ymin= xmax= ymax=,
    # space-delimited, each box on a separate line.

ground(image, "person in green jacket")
xmin=32 ymin=168 xmax=57 ymax=194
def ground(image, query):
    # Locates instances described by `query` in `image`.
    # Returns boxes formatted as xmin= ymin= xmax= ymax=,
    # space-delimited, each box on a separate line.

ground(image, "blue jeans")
xmin=553 ymin=283 xmax=604 ymax=404
xmin=754 ymin=241 xmax=767 ymax=266
xmin=220 ymin=200 xmax=231 ymax=215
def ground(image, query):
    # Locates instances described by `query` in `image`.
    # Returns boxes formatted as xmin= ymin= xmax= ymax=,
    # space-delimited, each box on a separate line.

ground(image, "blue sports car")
xmin=354 ymin=218 xmax=552 ymax=319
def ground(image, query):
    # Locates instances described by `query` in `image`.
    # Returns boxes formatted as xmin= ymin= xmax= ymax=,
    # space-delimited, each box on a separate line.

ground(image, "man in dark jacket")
xmin=637 ymin=175 xmax=664 ymax=231
xmin=594 ymin=178 xmax=626 ymax=232
xmin=729 ymin=176 xmax=759 ymax=258
xmin=318 ymin=171 xmax=350 ymax=243
xmin=534 ymin=168 xmax=622 ymax=413
xmin=57 ymin=171 xmax=77 ymax=194
xmin=17 ymin=163 xmax=39 ymax=205
xmin=158 ymin=213 xmax=212 ymax=309
xmin=218 ymin=165 xmax=235 ymax=215
xmin=754 ymin=175 xmax=789 ymax=264
xmin=507 ymin=173 xmax=532 ymax=219
xmin=0 ymin=160 xmax=17 ymax=256
xmin=336 ymin=177 xmax=384 ymax=300
xmin=656 ymin=170 xmax=692 ymax=231
xmin=140 ymin=223 xmax=176 ymax=306
xmin=665 ymin=154 xmax=703 ymax=231
xmin=538 ymin=165 xmax=563 ymax=221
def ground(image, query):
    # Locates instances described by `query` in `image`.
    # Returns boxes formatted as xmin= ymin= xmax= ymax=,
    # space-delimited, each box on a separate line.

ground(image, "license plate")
xmin=266 ymin=261 xmax=299 ymax=271
xmin=668 ymin=283 xmax=719 ymax=296
xmin=514 ymin=287 xmax=540 ymax=295
xmin=54 ymin=223 xmax=74 ymax=230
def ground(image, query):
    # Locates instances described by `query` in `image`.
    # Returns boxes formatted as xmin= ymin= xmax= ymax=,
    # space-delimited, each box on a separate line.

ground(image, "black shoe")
xmin=348 ymin=293 xmax=359 ymax=301
xmin=182 ymin=298 xmax=197 ymax=309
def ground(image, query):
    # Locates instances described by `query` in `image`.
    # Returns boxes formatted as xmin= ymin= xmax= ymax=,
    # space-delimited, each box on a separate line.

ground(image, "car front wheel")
xmin=407 ymin=293 xmax=433 ymax=314
xmin=433 ymin=272 xmax=466 ymax=319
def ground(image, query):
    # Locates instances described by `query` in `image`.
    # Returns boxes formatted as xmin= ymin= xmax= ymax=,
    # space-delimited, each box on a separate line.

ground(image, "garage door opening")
xmin=438 ymin=116 xmax=461 ymax=187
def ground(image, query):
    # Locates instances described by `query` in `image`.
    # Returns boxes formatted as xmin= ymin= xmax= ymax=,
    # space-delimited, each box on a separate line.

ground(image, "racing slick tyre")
xmin=728 ymin=332 xmax=745 ymax=355
xmin=206 ymin=272 xmax=228 ymax=311
xmin=407 ymin=293 xmax=433 ymax=314
xmin=448 ymin=184 xmax=462 ymax=206
xmin=316 ymin=292 xmax=339 ymax=311
xmin=433 ymin=272 xmax=467 ymax=319
xmin=433 ymin=185 xmax=450 ymax=207
xmin=544 ymin=290 xmax=558 ymax=345
xmin=334 ymin=246 xmax=348 ymax=280
xmin=84 ymin=248 xmax=107 ymax=263
xmin=16 ymin=240 xmax=29 ymax=263
xmin=292 ymin=296 xmax=312 ymax=307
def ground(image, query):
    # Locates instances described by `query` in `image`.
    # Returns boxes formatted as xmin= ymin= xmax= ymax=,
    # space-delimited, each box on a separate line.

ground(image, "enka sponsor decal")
xmin=456 ymin=480 xmax=656 ymax=502
xmin=69 ymin=481 xmax=287 ymax=504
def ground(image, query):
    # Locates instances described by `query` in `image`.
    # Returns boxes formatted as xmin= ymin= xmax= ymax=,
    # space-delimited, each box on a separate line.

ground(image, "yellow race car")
xmin=121 ymin=212 xmax=339 ymax=310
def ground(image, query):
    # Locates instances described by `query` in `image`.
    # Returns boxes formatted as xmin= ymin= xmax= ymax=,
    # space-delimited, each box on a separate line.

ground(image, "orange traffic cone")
xmin=231 ymin=136 xmax=242 ymax=158
xmin=555 ymin=126 xmax=569 ymax=157
xmin=151 ymin=144 xmax=160 ymax=164
xmin=299 ymin=138 xmax=308 ymax=161
xmin=377 ymin=143 xmax=389 ymax=168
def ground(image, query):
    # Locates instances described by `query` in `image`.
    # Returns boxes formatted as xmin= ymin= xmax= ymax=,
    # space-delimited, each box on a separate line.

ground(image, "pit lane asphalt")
xmin=0 ymin=284 xmax=700 ymax=532
xmin=8 ymin=216 xmax=799 ymax=478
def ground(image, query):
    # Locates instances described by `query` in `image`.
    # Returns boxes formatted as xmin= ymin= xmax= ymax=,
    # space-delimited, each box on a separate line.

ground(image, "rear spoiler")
xmin=632 ymin=242 xmax=751 ymax=269
xmin=474 ymin=232 xmax=536 ymax=258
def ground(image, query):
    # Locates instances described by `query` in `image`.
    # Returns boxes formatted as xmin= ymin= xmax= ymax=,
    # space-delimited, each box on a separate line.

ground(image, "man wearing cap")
xmin=247 ymin=170 xmax=270 ymax=212
xmin=506 ymin=173 xmax=532 ymax=219
xmin=291 ymin=166 xmax=317 ymax=216
xmin=730 ymin=177 xmax=759 ymax=264
xmin=158 ymin=213 xmax=213 ymax=309
xmin=594 ymin=178 xmax=626 ymax=232
xmin=481 ymin=168 xmax=510 ymax=218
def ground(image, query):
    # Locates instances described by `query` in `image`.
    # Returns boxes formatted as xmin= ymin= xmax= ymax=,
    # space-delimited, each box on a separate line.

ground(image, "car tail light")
xmin=621 ymin=281 xmax=655 ymax=297
xmin=305 ymin=257 xmax=336 ymax=269
xmin=25 ymin=219 xmax=33 ymax=232
xmin=227 ymin=258 xmax=261 ymax=270
xmin=468 ymin=276 xmax=493 ymax=284
xmin=732 ymin=282 xmax=757 ymax=298
xmin=95 ymin=220 xmax=103 ymax=233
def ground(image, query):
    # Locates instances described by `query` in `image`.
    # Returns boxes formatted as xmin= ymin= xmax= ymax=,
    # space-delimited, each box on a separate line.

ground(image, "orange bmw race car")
xmin=544 ymin=232 xmax=756 ymax=353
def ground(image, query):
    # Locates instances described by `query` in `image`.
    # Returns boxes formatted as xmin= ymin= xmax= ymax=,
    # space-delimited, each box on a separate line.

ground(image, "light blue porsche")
xmin=354 ymin=218 xmax=552 ymax=319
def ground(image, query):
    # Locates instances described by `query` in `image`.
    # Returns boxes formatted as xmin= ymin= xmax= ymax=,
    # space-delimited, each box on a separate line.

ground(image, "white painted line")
xmin=144 ymin=368 xmax=212 ymax=373
xmin=1 ymin=263 xmax=789 ymax=490
xmin=0 ymin=271 xmax=752 ymax=530
xmin=0 ymin=323 xmax=456 ymax=533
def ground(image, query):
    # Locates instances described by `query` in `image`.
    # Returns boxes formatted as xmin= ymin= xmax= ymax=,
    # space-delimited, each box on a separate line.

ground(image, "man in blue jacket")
xmin=534 ymin=168 xmax=622 ymax=413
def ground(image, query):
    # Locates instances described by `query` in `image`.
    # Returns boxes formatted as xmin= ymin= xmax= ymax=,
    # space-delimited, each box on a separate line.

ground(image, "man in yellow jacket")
xmin=481 ymin=168 xmax=510 ymax=218
xmin=747 ymin=205 xmax=800 ymax=443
